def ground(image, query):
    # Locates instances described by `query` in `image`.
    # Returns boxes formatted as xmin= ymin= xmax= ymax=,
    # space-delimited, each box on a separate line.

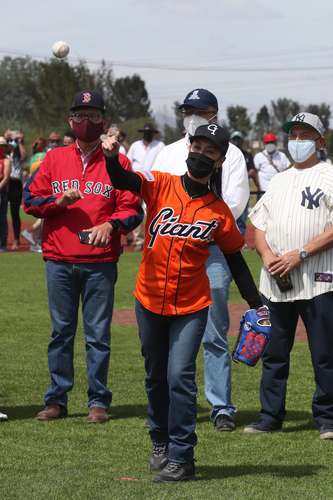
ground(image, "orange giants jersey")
xmin=134 ymin=171 xmax=244 ymax=315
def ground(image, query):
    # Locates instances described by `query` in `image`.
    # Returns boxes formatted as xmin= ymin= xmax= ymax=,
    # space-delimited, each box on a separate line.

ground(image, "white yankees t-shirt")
xmin=249 ymin=162 xmax=333 ymax=302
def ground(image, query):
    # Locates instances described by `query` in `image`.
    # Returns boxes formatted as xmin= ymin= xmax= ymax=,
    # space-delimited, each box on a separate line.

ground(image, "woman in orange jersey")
xmin=102 ymin=124 xmax=262 ymax=482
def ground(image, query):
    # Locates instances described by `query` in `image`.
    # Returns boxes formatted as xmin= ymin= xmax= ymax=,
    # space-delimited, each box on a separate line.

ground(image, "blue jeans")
xmin=44 ymin=260 xmax=117 ymax=409
xmin=135 ymin=300 xmax=208 ymax=463
xmin=203 ymin=244 xmax=236 ymax=421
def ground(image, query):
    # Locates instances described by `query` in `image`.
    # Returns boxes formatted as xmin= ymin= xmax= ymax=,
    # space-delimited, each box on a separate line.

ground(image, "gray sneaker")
xmin=149 ymin=442 xmax=168 ymax=472
xmin=153 ymin=460 xmax=195 ymax=483
xmin=320 ymin=426 xmax=333 ymax=440
xmin=244 ymin=420 xmax=282 ymax=433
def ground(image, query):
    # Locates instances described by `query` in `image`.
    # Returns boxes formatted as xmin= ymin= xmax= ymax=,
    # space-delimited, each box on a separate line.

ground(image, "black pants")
xmin=260 ymin=293 xmax=333 ymax=428
xmin=8 ymin=178 xmax=22 ymax=241
xmin=0 ymin=191 xmax=8 ymax=249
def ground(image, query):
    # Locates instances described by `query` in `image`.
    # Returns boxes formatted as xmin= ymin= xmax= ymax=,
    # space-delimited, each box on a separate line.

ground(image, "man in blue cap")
xmin=153 ymin=88 xmax=249 ymax=431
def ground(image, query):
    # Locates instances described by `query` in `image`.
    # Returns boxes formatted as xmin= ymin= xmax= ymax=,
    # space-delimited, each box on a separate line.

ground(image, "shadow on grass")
xmin=196 ymin=463 xmax=325 ymax=481
xmin=5 ymin=405 xmax=42 ymax=420
xmin=197 ymin=409 xmax=313 ymax=429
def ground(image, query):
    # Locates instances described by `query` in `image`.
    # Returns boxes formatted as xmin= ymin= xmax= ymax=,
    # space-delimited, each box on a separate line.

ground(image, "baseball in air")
xmin=52 ymin=41 xmax=70 ymax=59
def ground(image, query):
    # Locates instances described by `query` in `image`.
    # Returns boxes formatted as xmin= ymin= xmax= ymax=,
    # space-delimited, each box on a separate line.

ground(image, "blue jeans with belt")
xmin=44 ymin=260 xmax=117 ymax=409
xmin=203 ymin=243 xmax=236 ymax=421
xmin=135 ymin=300 xmax=208 ymax=464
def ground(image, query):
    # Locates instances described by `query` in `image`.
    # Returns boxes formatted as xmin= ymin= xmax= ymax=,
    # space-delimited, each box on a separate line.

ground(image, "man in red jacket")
xmin=24 ymin=90 xmax=143 ymax=423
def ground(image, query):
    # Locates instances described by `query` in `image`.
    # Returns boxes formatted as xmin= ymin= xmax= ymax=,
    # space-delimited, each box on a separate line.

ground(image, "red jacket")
xmin=23 ymin=144 xmax=143 ymax=263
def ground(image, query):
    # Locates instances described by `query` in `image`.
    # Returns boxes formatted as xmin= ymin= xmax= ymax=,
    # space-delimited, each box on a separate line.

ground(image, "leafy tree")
xmin=111 ymin=74 xmax=151 ymax=122
xmin=94 ymin=60 xmax=116 ymax=119
xmin=253 ymin=105 xmax=272 ymax=139
xmin=30 ymin=59 xmax=90 ymax=129
xmin=226 ymin=105 xmax=251 ymax=136
xmin=306 ymin=103 xmax=331 ymax=131
xmin=173 ymin=100 xmax=184 ymax=133
xmin=163 ymin=123 xmax=183 ymax=144
xmin=0 ymin=56 xmax=39 ymax=126
xmin=271 ymin=98 xmax=300 ymax=130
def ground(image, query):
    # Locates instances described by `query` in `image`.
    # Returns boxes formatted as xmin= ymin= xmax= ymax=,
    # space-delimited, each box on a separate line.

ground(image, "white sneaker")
xmin=21 ymin=229 xmax=35 ymax=245
xmin=30 ymin=244 xmax=42 ymax=253
xmin=0 ymin=411 xmax=8 ymax=421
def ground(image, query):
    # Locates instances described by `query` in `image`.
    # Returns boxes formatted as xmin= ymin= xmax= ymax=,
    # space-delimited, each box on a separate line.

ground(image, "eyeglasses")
xmin=70 ymin=112 xmax=103 ymax=124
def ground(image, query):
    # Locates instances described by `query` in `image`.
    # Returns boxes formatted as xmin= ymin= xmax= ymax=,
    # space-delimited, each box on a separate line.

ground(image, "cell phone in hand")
xmin=274 ymin=274 xmax=293 ymax=292
xmin=78 ymin=231 xmax=92 ymax=245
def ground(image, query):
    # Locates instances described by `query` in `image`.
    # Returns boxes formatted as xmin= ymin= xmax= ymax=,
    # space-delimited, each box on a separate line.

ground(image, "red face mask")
xmin=71 ymin=119 xmax=104 ymax=143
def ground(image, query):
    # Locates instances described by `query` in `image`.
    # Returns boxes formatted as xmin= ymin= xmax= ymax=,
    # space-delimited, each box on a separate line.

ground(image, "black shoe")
xmin=153 ymin=460 xmax=195 ymax=483
xmin=149 ymin=442 xmax=168 ymax=471
xmin=244 ymin=419 xmax=282 ymax=434
xmin=215 ymin=414 xmax=236 ymax=432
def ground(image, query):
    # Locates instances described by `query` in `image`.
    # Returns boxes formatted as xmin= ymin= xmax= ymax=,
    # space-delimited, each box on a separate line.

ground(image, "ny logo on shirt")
xmin=301 ymin=186 xmax=324 ymax=209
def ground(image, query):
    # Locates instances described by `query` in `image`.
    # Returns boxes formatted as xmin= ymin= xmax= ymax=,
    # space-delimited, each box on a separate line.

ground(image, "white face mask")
xmin=183 ymin=114 xmax=209 ymax=136
xmin=265 ymin=143 xmax=276 ymax=154
xmin=288 ymin=140 xmax=316 ymax=163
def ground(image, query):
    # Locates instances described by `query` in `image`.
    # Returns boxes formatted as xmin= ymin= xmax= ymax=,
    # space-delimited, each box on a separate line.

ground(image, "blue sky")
xmin=2 ymin=0 xmax=333 ymax=125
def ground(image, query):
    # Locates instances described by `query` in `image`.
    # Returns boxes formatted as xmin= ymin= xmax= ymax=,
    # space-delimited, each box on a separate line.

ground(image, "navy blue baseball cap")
xmin=189 ymin=124 xmax=229 ymax=156
xmin=179 ymin=88 xmax=219 ymax=111
xmin=70 ymin=90 xmax=106 ymax=112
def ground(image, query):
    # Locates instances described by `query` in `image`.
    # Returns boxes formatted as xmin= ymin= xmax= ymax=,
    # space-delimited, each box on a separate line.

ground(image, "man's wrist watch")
xmin=299 ymin=248 xmax=310 ymax=261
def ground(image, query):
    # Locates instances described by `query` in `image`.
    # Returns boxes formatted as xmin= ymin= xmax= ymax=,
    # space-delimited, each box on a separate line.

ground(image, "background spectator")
xmin=0 ymin=137 xmax=12 ymax=252
xmin=4 ymin=129 xmax=26 ymax=250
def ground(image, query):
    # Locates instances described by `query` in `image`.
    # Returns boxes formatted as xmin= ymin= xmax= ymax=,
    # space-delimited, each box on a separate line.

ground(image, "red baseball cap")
xmin=263 ymin=133 xmax=277 ymax=143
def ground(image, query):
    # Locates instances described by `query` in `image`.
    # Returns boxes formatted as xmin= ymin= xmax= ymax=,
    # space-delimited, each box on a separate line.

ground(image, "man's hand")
xmin=101 ymin=134 xmax=120 ymax=158
xmin=261 ymin=250 xmax=280 ymax=271
xmin=82 ymin=222 xmax=113 ymax=247
xmin=55 ymin=189 xmax=84 ymax=207
xmin=268 ymin=250 xmax=301 ymax=277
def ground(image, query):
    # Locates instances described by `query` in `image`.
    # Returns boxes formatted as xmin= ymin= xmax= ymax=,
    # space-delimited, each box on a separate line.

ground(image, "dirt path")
xmin=113 ymin=303 xmax=307 ymax=342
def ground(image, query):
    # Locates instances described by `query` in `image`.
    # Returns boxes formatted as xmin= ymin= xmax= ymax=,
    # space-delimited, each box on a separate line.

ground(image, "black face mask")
xmin=143 ymin=131 xmax=154 ymax=143
xmin=186 ymin=152 xmax=216 ymax=179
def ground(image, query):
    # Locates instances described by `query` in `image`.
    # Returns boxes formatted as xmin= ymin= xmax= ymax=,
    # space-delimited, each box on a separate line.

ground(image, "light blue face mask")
xmin=288 ymin=139 xmax=316 ymax=163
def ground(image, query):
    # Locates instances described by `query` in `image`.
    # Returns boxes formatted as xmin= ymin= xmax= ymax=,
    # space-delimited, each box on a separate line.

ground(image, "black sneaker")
xmin=215 ymin=414 xmax=236 ymax=432
xmin=244 ymin=420 xmax=282 ymax=434
xmin=149 ymin=442 xmax=168 ymax=471
xmin=153 ymin=460 xmax=195 ymax=483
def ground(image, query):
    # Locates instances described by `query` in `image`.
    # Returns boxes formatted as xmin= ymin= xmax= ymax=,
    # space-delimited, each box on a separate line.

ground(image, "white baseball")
xmin=52 ymin=41 xmax=70 ymax=59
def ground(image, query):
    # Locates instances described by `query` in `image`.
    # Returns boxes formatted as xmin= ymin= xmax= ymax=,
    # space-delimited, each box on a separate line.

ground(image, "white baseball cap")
xmin=283 ymin=112 xmax=325 ymax=137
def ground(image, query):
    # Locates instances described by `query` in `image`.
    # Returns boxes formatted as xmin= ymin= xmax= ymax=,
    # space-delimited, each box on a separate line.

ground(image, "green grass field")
xmin=1 ymin=251 xmax=333 ymax=499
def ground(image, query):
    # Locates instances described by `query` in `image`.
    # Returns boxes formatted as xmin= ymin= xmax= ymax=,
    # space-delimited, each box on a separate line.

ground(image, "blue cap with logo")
xmin=70 ymin=90 xmax=106 ymax=112
xmin=179 ymin=88 xmax=219 ymax=111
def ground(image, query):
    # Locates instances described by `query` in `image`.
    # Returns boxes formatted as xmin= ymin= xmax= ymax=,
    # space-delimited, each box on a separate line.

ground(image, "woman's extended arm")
xmin=224 ymin=251 xmax=262 ymax=309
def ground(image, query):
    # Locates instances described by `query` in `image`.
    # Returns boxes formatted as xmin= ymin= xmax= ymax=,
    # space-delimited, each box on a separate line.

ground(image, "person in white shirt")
xmin=254 ymin=133 xmax=290 ymax=195
xmin=153 ymin=88 xmax=249 ymax=431
xmin=127 ymin=123 xmax=165 ymax=172
xmin=246 ymin=112 xmax=333 ymax=440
